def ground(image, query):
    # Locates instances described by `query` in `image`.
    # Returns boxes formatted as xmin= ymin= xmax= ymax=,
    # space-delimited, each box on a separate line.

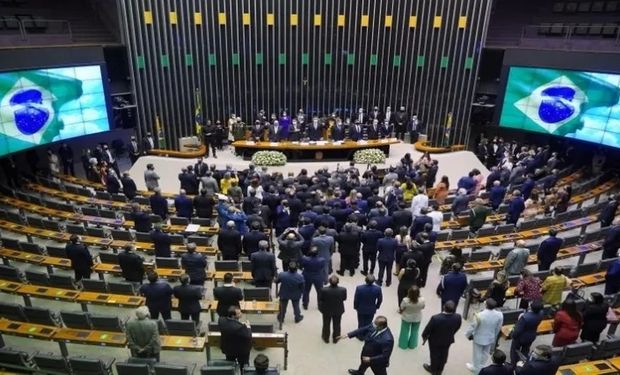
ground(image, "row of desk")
xmin=463 ymin=241 xmax=604 ymax=273
xmin=0 ymin=318 xmax=288 ymax=369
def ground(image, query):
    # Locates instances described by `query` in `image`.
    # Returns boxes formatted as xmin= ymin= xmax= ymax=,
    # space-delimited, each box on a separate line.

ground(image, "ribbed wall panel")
xmin=120 ymin=0 xmax=492 ymax=148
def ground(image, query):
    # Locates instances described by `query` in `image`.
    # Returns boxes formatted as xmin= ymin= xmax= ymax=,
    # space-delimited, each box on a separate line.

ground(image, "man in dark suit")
xmin=339 ymin=315 xmax=394 ymax=375
xmin=213 ymin=272 xmax=244 ymax=317
xmin=603 ymin=224 xmax=620 ymax=259
xmin=480 ymin=350 xmax=514 ymax=375
xmin=193 ymin=189 xmax=214 ymax=220
xmin=218 ymin=221 xmax=243 ymax=260
xmin=106 ymin=170 xmax=121 ymax=194
xmin=142 ymin=132 xmax=155 ymax=154
xmin=181 ymin=243 xmax=207 ymax=285
xmin=151 ymin=224 xmax=172 ymax=258
xmin=65 ymin=234 xmax=93 ymax=281
xmin=243 ymin=222 xmax=269 ymax=257
xmin=173 ymin=274 xmax=203 ymax=322
xmin=510 ymin=300 xmax=543 ymax=365
xmin=139 ymin=271 xmax=173 ymax=320
xmin=174 ymin=189 xmax=193 ymax=219
xmin=600 ymin=195 xmax=619 ymax=228
xmin=366 ymin=120 xmax=380 ymax=140
xmin=130 ymin=203 xmax=151 ymax=233
xmin=391 ymin=202 xmax=412 ymax=232
xmin=489 ymin=180 xmax=507 ymax=211
xmin=337 ymin=223 xmax=361 ymax=277
xmin=219 ymin=306 xmax=252 ymax=369
xmin=354 ymin=275 xmax=383 ymax=335
xmin=376 ymin=229 xmax=397 ymax=286
xmin=319 ymin=275 xmax=347 ymax=343
xmin=251 ymin=240 xmax=278 ymax=288
xmin=128 ymin=136 xmax=141 ymax=165
xmin=537 ymin=229 xmax=564 ymax=271
xmin=410 ymin=208 xmax=433 ymax=239
xmin=118 ymin=244 xmax=145 ymax=284
xmin=515 ymin=345 xmax=559 ymax=375
xmin=194 ymin=158 xmax=208 ymax=178
xmin=360 ymin=221 xmax=383 ymax=275
xmin=276 ymin=262 xmax=305 ymax=323
xmin=268 ymin=120 xmax=284 ymax=142
xmin=306 ymin=117 xmax=323 ymax=141
xmin=349 ymin=122 xmax=364 ymax=141
xmin=437 ymin=263 xmax=468 ymax=309
xmin=150 ymin=188 xmax=169 ymax=220
xmin=300 ymin=248 xmax=327 ymax=309
xmin=121 ymin=172 xmax=138 ymax=200
xmin=506 ymin=190 xmax=525 ymax=225
xmin=379 ymin=120 xmax=392 ymax=139
xmin=421 ymin=301 xmax=463 ymax=375
xmin=331 ymin=120 xmax=346 ymax=141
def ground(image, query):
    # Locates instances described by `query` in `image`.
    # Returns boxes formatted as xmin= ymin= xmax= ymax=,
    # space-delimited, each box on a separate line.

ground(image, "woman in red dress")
xmin=552 ymin=297 xmax=583 ymax=347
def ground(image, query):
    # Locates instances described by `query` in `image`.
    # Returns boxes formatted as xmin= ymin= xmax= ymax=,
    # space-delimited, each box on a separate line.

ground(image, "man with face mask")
xmin=514 ymin=345 xmax=559 ymax=375
xmin=307 ymin=116 xmax=323 ymax=141
xmin=350 ymin=119 xmax=364 ymax=142
xmin=338 ymin=315 xmax=394 ymax=375
xmin=102 ymin=144 xmax=120 ymax=176
xmin=367 ymin=119 xmax=380 ymax=140
xmin=409 ymin=114 xmax=420 ymax=143
xmin=395 ymin=106 xmax=408 ymax=140
xmin=332 ymin=118 xmax=346 ymax=141
xmin=356 ymin=108 xmax=367 ymax=125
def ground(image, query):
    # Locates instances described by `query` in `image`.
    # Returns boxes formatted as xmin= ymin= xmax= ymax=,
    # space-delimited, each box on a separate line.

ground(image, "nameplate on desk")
xmin=300 ymin=142 xmax=309 ymax=146
xmin=245 ymin=141 xmax=255 ymax=145
xmin=357 ymin=141 xmax=368 ymax=144
xmin=185 ymin=224 xmax=200 ymax=233
xmin=269 ymin=142 xmax=278 ymax=146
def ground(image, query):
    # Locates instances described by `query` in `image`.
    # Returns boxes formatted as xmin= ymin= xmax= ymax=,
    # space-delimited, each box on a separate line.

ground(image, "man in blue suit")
xmin=139 ymin=271 xmax=173 ymax=320
xmin=436 ymin=263 xmax=468 ymax=309
xmin=376 ymin=229 xmax=397 ymax=286
xmin=360 ymin=221 xmax=383 ymax=275
xmin=521 ymin=174 xmax=535 ymax=200
xmin=605 ymin=258 xmax=620 ymax=295
xmin=421 ymin=301 xmax=462 ymax=375
xmin=181 ymin=243 xmax=207 ymax=285
xmin=599 ymin=195 xmax=618 ymax=228
xmin=603 ymin=224 xmax=620 ymax=259
xmin=349 ymin=122 xmax=364 ymax=141
xmin=301 ymin=248 xmax=327 ymax=309
xmin=510 ymin=300 xmax=543 ymax=365
xmin=242 ymin=222 xmax=269 ymax=257
xmin=410 ymin=208 xmax=433 ymax=239
xmin=298 ymin=217 xmax=316 ymax=254
xmin=174 ymin=189 xmax=193 ymax=218
xmin=150 ymin=224 xmax=172 ymax=257
xmin=354 ymin=275 xmax=383 ymax=337
xmin=489 ymin=180 xmax=507 ymax=211
xmin=506 ymin=190 xmax=525 ymax=225
xmin=537 ymin=229 xmax=564 ymax=271
xmin=339 ymin=315 xmax=394 ymax=375
xmin=457 ymin=171 xmax=476 ymax=194
xmin=312 ymin=226 xmax=335 ymax=277
xmin=276 ymin=262 xmax=305 ymax=323
xmin=251 ymin=240 xmax=278 ymax=288
xmin=331 ymin=120 xmax=346 ymax=141
xmin=149 ymin=188 xmax=168 ymax=220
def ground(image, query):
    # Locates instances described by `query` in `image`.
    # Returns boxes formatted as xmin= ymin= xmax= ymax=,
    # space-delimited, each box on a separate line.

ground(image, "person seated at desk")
xmin=379 ymin=119 xmax=392 ymax=139
xmin=288 ymin=119 xmax=303 ymax=142
xmin=251 ymin=120 xmax=265 ymax=141
xmin=245 ymin=354 xmax=279 ymax=375
xmin=367 ymin=120 xmax=380 ymax=140
xmin=306 ymin=117 xmax=323 ymax=141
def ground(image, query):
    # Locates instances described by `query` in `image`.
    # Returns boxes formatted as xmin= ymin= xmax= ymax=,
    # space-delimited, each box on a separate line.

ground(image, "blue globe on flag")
xmin=10 ymin=88 xmax=51 ymax=135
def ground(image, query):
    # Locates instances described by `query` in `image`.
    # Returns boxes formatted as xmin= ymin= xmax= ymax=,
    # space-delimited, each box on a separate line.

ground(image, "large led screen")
xmin=0 ymin=65 xmax=110 ymax=156
xmin=499 ymin=66 xmax=620 ymax=148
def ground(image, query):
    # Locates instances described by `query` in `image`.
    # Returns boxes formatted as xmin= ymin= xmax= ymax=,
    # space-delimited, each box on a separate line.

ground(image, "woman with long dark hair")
xmin=552 ymin=297 xmax=583 ymax=347
xmin=397 ymin=259 xmax=420 ymax=307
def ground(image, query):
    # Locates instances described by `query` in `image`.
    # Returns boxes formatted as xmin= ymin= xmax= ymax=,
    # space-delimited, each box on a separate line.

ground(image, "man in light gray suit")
xmin=311 ymin=226 xmax=335 ymax=280
xmin=465 ymin=298 xmax=504 ymax=374
xmin=503 ymin=240 xmax=530 ymax=276
xmin=200 ymin=171 xmax=219 ymax=195
xmin=144 ymin=163 xmax=160 ymax=191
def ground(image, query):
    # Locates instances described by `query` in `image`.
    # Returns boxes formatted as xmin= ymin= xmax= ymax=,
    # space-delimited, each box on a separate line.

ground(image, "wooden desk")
xmin=414 ymin=140 xmax=466 ymax=153
xmin=17 ymin=284 xmax=79 ymax=304
xmin=149 ymin=145 xmax=206 ymax=158
xmin=501 ymin=318 xmax=553 ymax=338
xmin=53 ymin=328 xmax=127 ymax=356
xmin=0 ymin=280 xmax=23 ymax=294
xmin=93 ymin=262 xmax=185 ymax=279
xmin=75 ymin=292 xmax=144 ymax=310
xmin=206 ymin=332 xmax=288 ymax=369
xmin=207 ymin=300 xmax=279 ymax=321
xmin=160 ymin=335 xmax=206 ymax=352
xmin=233 ymin=138 xmax=400 ymax=151
xmin=606 ymin=357 xmax=620 ymax=373
xmin=0 ymin=318 xmax=57 ymax=341
xmin=0 ymin=248 xmax=72 ymax=271
xmin=58 ymin=174 xmax=177 ymax=199
xmin=575 ymin=271 xmax=606 ymax=287
xmin=558 ymin=360 xmax=618 ymax=375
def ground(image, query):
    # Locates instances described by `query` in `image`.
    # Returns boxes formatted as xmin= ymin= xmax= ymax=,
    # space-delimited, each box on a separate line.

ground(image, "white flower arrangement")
xmin=251 ymin=150 xmax=287 ymax=166
xmin=353 ymin=148 xmax=386 ymax=164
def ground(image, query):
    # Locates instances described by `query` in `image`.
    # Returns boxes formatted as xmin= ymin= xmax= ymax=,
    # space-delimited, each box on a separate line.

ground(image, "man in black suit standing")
xmin=150 ymin=223 xmax=172 ymax=258
xmin=127 ymin=136 xmax=141 ymax=165
xmin=149 ymin=188 xmax=169 ymax=220
xmin=181 ymin=243 xmax=207 ymax=285
xmin=213 ymin=272 xmax=244 ymax=317
xmin=173 ymin=274 xmax=203 ymax=322
xmin=243 ymin=222 xmax=269 ymax=257
xmin=218 ymin=221 xmax=242 ymax=260
xmin=142 ymin=132 xmax=155 ymax=155
xmin=421 ymin=301 xmax=462 ymax=375
xmin=218 ymin=306 xmax=252 ymax=369
xmin=130 ymin=203 xmax=151 ymax=233
xmin=121 ymin=172 xmax=138 ymax=200
xmin=139 ymin=271 xmax=173 ymax=320
xmin=65 ymin=234 xmax=93 ymax=281
xmin=118 ymin=244 xmax=145 ymax=285
xmin=600 ymin=195 xmax=618 ymax=228
xmin=250 ymin=240 xmax=277 ymax=288
xmin=339 ymin=315 xmax=394 ymax=375
xmin=319 ymin=275 xmax=347 ymax=343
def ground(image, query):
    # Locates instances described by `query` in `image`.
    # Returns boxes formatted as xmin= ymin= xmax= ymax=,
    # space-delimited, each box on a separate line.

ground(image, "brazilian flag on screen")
xmin=500 ymin=67 xmax=620 ymax=136
xmin=0 ymin=69 xmax=82 ymax=152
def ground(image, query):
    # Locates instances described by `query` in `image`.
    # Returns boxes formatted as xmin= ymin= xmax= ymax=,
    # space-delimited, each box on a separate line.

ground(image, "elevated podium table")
xmin=233 ymin=139 xmax=400 ymax=161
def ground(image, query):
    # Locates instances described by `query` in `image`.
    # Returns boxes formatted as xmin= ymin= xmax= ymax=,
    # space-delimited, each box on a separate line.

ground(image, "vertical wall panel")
xmin=121 ymin=0 xmax=492 ymax=148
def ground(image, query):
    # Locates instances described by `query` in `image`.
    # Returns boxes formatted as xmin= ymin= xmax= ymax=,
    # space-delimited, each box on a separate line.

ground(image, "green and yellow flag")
xmin=194 ymin=89 xmax=203 ymax=136
xmin=155 ymin=114 xmax=166 ymax=149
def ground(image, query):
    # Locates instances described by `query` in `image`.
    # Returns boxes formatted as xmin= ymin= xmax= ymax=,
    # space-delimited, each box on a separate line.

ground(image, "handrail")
xmin=0 ymin=17 xmax=73 ymax=42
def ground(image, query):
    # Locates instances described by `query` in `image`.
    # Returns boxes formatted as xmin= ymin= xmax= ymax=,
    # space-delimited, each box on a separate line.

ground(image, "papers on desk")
xmin=185 ymin=224 xmax=200 ymax=233
xmin=291 ymin=141 xmax=300 ymax=144
xmin=357 ymin=140 xmax=368 ymax=144
xmin=245 ymin=141 xmax=255 ymax=145
xmin=300 ymin=142 xmax=310 ymax=145
xmin=269 ymin=142 xmax=278 ymax=146
xmin=317 ymin=141 xmax=327 ymax=145
xmin=333 ymin=141 xmax=343 ymax=145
